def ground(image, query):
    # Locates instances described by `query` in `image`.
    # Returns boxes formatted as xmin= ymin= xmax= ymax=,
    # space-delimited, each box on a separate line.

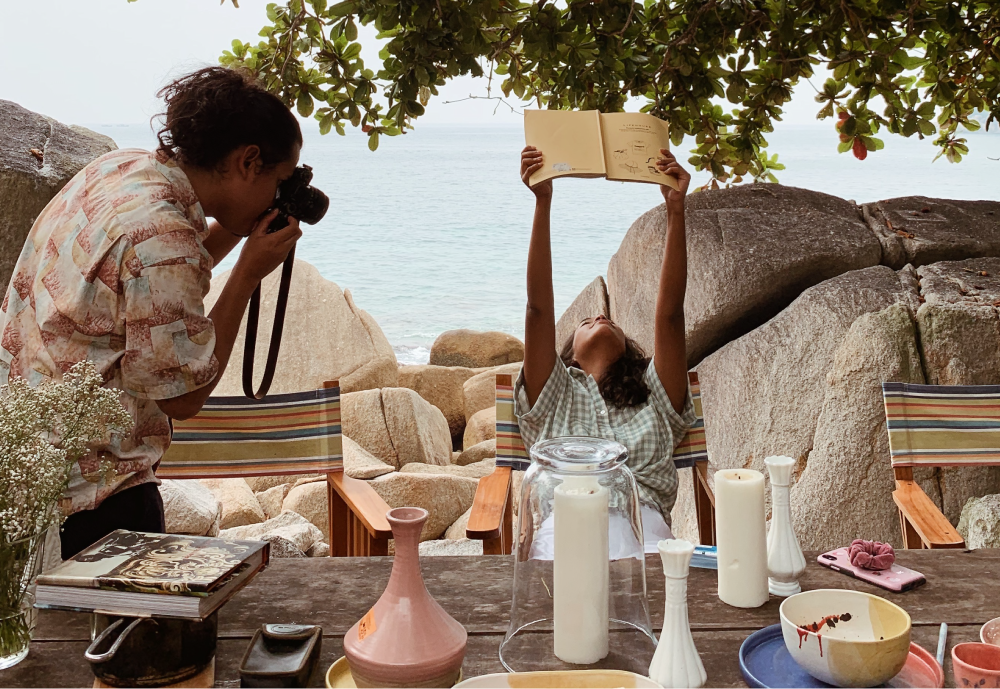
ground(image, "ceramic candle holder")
xmin=765 ymin=455 xmax=807 ymax=596
xmin=648 ymin=539 xmax=706 ymax=689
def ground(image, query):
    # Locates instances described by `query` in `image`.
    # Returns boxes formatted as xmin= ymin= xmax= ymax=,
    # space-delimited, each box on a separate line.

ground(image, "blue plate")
xmin=739 ymin=624 xmax=830 ymax=688
xmin=739 ymin=625 xmax=943 ymax=688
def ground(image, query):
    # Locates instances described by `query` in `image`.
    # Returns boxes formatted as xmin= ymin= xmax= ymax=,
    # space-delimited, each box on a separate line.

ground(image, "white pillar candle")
xmin=715 ymin=469 xmax=769 ymax=608
xmin=553 ymin=474 xmax=609 ymax=664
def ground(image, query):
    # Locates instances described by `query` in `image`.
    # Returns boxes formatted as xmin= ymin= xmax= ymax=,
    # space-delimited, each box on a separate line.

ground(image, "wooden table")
xmin=3 ymin=549 xmax=998 ymax=687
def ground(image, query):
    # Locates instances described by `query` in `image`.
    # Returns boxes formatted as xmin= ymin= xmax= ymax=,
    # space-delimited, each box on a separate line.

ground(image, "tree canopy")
xmin=209 ymin=0 xmax=999 ymax=185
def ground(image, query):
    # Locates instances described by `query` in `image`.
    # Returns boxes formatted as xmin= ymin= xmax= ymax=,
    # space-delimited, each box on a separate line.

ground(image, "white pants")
xmin=528 ymin=504 xmax=673 ymax=560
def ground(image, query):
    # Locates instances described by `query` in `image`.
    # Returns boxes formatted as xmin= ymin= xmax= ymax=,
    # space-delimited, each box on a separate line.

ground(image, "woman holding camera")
xmin=0 ymin=67 xmax=302 ymax=558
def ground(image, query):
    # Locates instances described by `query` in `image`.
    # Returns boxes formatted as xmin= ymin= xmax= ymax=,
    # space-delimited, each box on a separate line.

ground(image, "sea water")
xmin=92 ymin=123 xmax=1000 ymax=365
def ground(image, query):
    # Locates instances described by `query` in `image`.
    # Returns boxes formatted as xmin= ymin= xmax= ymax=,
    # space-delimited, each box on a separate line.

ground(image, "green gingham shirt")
xmin=514 ymin=359 xmax=696 ymax=524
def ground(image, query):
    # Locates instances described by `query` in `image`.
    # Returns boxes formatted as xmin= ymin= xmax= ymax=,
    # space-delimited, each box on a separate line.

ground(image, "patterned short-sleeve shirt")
xmin=515 ymin=358 xmax=696 ymax=524
xmin=0 ymin=148 xmax=219 ymax=515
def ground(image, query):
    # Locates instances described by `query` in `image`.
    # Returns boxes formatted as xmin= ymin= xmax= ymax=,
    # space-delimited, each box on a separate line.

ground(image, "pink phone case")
xmin=817 ymin=548 xmax=926 ymax=592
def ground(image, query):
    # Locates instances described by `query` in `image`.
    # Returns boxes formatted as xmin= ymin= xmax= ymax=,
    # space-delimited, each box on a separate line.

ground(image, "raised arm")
xmin=520 ymin=146 xmax=556 ymax=408
xmin=652 ymin=150 xmax=692 ymax=413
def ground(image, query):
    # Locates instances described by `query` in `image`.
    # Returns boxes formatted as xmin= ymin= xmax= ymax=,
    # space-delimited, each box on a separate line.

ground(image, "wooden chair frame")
xmin=162 ymin=381 xmax=393 ymax=557
xmin=881 ymin=381 xmax=995 ymax=550
xmin=467 ymin=373 xmax=717 ymax=554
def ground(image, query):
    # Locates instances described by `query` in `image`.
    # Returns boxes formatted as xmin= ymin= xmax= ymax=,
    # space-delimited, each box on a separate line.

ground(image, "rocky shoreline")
xmin=4 ymin=99 xmax=1000 ymax=556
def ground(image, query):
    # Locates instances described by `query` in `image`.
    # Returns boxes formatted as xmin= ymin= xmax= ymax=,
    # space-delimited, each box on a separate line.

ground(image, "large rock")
xmin=556 ymin=277 xmax=610 ymax=352
xmin=607 ymin=185 xmax=882 ymax=366
xmin=199 ymin=478 xmax=266 ymax=530
xmin=220 ymin=511 xmax=324 ymax=555
xmin=862 ymin=197 xmax=1000 ymax=269
xmin=444 ymin=507 xmax=473 ymax=540
xmin=205 ymin=260 xmax=397 ymax=395
xmin=0 ymin=100 xmax=116 ymax=290
xmin=464 ymin=407 xmax=497 ymax=449
xmin=160 ymin=480 xmax=221 ymax=537
xmin=342 ymin=388 xmax=452 ymax=468
xmin=463 ymin=363 xmax=522 ymax=422
xmin=255 ymin=484 xmax=291 ymax=520
xmin=400 ymin=458 xmax=496 ymax=479
xmin=957 ymin=494 xmax=1000 ymax=549
xmin=343 ymin=435 xmax=395 ymax=479
xmin=430 ymin=329 xmax=524 ymax=369
xmin=282 ymin=481 xmax=331 ymax=542
xmin=397 ymin=364 xmax=477 ymax=439
xmin=455 ymin=439 xmax=496 ymax=466
xmin=368 ymin=473 xmax=479 ymax=540
xmin=911 ymin=258 xmax=1000 ymax=521
xmin=692 ymin=266 xmax=924 ymax=549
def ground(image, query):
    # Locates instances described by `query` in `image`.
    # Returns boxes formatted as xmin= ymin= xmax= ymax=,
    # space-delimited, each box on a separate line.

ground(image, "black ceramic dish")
xmin=239 ymin=624 xmax=323 ymax=688
xmin=85 ymin=612 xmax=218 ymax=687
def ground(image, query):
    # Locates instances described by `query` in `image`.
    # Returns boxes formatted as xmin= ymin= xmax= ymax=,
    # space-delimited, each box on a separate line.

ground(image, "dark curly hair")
xmin=560 ymin=333 xmax=651 ymax=409
xmin=154 ymin=67 xmax=301 ymax=171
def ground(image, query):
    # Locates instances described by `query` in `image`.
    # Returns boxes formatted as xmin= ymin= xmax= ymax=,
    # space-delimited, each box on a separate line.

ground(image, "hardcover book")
xmin=35 ymin=530 xmax=270 ymax=618
xmin=524 ymin=109 xmax=680 ymax=190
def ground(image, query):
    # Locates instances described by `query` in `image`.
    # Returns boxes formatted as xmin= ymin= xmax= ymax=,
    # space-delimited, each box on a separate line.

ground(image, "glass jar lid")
xmin=528 ymin=436 xmax=628 ymax=473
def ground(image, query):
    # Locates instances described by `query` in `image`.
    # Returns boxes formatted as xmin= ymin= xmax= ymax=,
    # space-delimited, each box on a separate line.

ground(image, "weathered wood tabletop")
xmin=2 ymin=549 xmax=997 ymax=688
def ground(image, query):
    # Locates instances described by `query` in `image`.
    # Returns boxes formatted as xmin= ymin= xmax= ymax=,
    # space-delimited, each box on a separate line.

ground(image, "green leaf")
xmin=368 ymin=131 xmax=380 ymax=151
xmin=297 ymin=92 xmax=314 ymax=117
xmin=346 ymin=18 xmax=358 ymax=41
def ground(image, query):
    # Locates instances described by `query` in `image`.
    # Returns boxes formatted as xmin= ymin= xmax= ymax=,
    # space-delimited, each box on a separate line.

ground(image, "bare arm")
xmin=156 ymin=211 xmax=301 ymax=420
xmin=202 ymin=220 xmax=243 ymax=267
xmin=520 ymin=146 xmax=557 ymax=408
xmin=652 ymin=150 xmax=692 ymax=413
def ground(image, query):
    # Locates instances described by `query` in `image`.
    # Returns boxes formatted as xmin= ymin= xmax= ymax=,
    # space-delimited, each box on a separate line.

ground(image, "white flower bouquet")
xmin=0 ymin=361 xmax=132 ymax=667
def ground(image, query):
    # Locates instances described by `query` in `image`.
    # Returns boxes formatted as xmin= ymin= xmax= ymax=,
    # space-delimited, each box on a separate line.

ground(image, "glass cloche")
xmin=499 ymin=436 xmax=655 ymax=674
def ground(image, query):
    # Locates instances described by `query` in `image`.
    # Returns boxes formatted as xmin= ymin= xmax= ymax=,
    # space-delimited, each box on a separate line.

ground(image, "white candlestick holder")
xmin=765 ymin=455 xmax=806 ymax=596
xmin=648 ymin=539 xmax=707 ymax=689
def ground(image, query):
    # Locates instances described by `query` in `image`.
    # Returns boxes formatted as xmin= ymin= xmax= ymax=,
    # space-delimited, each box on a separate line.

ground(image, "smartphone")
xmin=817 ymin=548 xmax=926 ymax=592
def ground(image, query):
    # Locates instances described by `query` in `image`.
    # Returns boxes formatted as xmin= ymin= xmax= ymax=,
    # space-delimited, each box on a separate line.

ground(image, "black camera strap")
xmin=242 ymin=248 xmax=295 ymax=399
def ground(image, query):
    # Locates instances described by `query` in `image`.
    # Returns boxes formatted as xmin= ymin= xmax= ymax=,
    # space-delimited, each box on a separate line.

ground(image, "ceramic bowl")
xmin=952 ymin=642 xmax=1000 ymax=689
xmin=453 ymin=670 xmax=662 ymax=688
xmin=982 ymin=618 xmax=1000 ymax=646
xmin=779 ymin=589 xmax=911 ymax=687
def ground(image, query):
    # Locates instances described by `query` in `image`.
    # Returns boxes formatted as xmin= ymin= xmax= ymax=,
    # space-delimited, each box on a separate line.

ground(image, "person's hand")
xmin=521 ymin=146 xmax=552 ymax=200
xmin=233 ymin=209 xmax=302 ymax=284
xmin=656 ymin=149 xmax=690 ymax=210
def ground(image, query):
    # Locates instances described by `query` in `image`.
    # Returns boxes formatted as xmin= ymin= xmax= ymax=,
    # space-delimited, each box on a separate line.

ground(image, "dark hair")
xmin=155 ymin=67 xmax=302 ymax=170
xmin=560 ymin=333 xmax=651 ymax=409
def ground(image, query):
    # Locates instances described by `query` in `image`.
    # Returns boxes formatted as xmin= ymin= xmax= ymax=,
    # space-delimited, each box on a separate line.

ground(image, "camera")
xmin=244 ymin=164 xmax=330 ymax=399
xmin=266 ymin=165 xmax=330 ymax=232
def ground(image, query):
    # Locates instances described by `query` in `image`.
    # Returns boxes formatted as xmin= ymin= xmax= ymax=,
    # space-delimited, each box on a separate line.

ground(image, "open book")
xmin=524 ymin=110 xmax=679 ymax=190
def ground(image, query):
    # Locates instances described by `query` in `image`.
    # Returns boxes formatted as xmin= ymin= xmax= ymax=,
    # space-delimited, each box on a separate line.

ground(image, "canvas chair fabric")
xmin=883 ymin=381 xmax=1000 ymax=468
xmin=496 ymin=371 xmax=707 ymax=471
xmin=158 ymin=385 xmax=343 ymax=479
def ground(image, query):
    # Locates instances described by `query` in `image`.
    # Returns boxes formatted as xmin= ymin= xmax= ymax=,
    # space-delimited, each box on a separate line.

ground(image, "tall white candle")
xmin=553 ymin=474 xmax=609 ymax=664
xmin=715 ymin=469 xmax=768 ymax=608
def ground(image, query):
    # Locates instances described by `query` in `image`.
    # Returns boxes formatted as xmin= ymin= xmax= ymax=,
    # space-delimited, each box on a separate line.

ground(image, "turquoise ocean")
xmin=93 ymin=122 xmax=1000 ymax=364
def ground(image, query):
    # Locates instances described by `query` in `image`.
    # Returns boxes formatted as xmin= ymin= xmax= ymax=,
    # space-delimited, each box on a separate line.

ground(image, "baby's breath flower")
xmin=0 ymin=361 xmax=133 ymax=543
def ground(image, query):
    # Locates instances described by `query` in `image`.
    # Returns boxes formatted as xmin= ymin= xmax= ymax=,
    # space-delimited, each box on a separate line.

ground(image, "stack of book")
xmin=35 ymin=530 xmax=270 ymax=618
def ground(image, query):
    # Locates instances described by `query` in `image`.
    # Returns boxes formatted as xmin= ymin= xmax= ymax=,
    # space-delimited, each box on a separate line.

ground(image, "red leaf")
xmin=852 ymin=138 xmax=868 ymax=160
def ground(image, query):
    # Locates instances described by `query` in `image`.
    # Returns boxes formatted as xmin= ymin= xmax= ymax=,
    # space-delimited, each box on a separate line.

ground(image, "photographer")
xmin=0 ymin=67 xmax=302 ymax=558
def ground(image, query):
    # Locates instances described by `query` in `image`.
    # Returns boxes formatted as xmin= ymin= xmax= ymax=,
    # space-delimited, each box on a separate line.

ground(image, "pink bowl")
xmin=952 ymin=642 xmax=1000 ymax=689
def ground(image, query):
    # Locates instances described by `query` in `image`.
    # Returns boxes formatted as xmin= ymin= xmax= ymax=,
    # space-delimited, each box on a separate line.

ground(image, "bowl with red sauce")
xmin=779 ymin=589 xmax=911 ymax=687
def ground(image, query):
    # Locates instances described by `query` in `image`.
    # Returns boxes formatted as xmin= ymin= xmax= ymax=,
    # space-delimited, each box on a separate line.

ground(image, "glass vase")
xmin=0 ymin=532 xmax=46 ymax=669
xmin=500 ymin=437 xmax=655 ymax=674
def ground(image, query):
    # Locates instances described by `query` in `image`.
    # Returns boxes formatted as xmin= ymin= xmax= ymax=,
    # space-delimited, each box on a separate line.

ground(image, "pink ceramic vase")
xmin=344 ymin=507 xmax=467 ymax=688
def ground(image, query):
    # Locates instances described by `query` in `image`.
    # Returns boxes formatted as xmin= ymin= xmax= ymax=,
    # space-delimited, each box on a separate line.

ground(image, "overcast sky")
xmin=1 ymin=0 xmax=830 ymax=129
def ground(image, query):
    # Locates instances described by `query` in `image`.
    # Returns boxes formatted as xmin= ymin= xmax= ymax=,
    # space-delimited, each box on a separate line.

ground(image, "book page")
xmin=600 ymin=112 xmax=679 ymax=190
xmin=524 ymin=109 xmax=606 ymax=186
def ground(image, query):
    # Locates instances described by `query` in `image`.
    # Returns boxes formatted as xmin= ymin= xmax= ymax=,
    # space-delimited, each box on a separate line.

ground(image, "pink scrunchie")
xmin=849 ymin=539 xmax=895 ymax=571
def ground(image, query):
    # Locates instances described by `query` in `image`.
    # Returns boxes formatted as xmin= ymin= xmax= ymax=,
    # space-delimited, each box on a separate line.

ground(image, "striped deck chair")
xmin=881 ymin=382 xmax=1000 ymax=549
xmin=467 ymin=372 xmax=716 ymax=554
xmin=159 ymin=381 xmax=392 ymax=557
